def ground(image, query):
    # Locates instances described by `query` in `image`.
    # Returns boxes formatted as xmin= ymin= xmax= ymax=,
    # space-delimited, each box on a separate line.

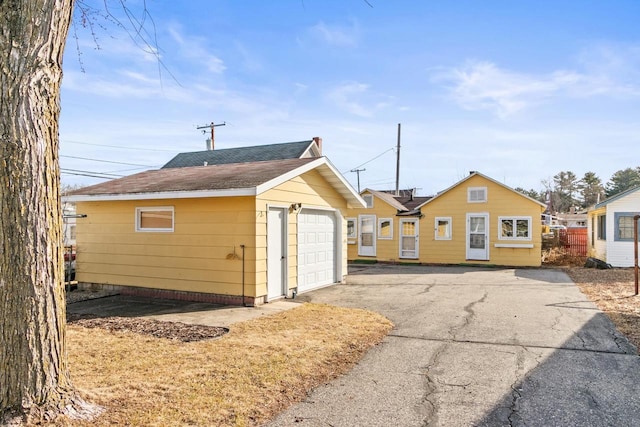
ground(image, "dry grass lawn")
xmin=56 ymin=303 xmax=392 ymax=426
xmin=565 ymin=267 xmax=640 ymax=351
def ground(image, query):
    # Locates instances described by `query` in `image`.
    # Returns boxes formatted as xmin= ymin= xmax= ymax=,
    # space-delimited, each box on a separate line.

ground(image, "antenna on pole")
xmin=196 ymin=121 xmax=226 ymax=150
xmin=395 ymin=123 xmax=401 ymax=196
xmin=350 ymin=168 xmax=366 ymax=192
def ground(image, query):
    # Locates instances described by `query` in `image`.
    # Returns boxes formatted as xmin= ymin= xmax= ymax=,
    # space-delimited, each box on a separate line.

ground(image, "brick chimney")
xmin=312 ymin=136 xmax=322 ymax=155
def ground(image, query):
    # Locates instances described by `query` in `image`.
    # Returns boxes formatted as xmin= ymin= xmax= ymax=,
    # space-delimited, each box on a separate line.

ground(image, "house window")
xmin=69 ymin=225 xmax=76 ymax=240
xmin=378 ymin=218 xmax=393 ymax=240
xmin=468 ymin=187 xmax=487 ymax=203
xmin=498 ymin=216 xmax=531 ymax=240
xmin=136 ymin=207 xmax=174 ymax=232
xmin=597 ymin=214 xmax=606 ymax=240
xmin=614 ymin=213 xmax=640 ymax=241
xmin=363 ymin=194 xmax=373 ymax=208
xmin=347 ymin=217 xmax=357 ymax=243
xmin=435 ymin=217 xmax=452 ymax=240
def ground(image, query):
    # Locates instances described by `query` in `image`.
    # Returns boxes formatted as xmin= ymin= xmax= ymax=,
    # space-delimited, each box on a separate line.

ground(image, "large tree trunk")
xmin=0 ymin=0 xmax=93 ymax=423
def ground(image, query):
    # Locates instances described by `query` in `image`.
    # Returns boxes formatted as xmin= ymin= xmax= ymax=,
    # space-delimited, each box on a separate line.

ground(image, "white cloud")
xmin=309 ymin=21 xmax=360 ymax=48
xmin=433 ymin=49 xmax=640 ymax=118
xmin=326 ymin=83 xmax=374 ymax=117
xmin=432 ymin=61 xmax=582 ymax=118
xmin=168 ymin=26 xmax=226 ymax=74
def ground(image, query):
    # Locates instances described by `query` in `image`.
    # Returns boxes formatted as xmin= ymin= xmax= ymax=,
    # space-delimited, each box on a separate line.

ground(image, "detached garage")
xmin=65 ymin=157 xmax=364 ymax=306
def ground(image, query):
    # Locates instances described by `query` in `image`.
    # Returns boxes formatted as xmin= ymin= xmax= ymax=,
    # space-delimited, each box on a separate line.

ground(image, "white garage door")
xmin=298 ymin=209 xmax=337 ymax=293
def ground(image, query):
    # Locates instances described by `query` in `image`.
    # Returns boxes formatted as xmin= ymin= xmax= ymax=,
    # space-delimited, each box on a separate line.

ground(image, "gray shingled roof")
xmin=162 ymin=140 xmax=317 ymax=168
xmin=367 ymin=189 xmax=432 ymax=212
xmin=68 ymin=158 xmax=317 ymax=196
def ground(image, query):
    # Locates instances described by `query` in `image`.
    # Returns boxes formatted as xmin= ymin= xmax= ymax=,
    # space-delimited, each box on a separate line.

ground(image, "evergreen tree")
xmin=514 ymin=187 xmax=542 ymax=201
xmin=552 ymin=171 xmax=580 ymax=213
xmin=605 ymin=167 xmax=640 ymax=197
xmin=579 ymin=171 xmax=605 ymax=207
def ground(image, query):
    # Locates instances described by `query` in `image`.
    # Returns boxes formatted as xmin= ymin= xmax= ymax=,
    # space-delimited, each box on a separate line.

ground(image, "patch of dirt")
xmin=67 ymin=314 xmax=228 ymax=342
xmin=542 ymin=248 xmax=586 ymax=267
xmin=565 ymin=267 xmax=640 ymax=350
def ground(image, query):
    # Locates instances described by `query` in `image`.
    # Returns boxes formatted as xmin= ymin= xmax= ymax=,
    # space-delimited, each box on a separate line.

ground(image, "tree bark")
xmin=0 ymin=0 xmax=91 ymax=423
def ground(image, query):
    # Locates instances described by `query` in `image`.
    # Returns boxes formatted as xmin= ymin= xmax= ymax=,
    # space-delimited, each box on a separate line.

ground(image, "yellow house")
xmin=347 ymin=172 xmax=547 ymax=267
xmin=64 ymin=157 xmax=365 ymax=306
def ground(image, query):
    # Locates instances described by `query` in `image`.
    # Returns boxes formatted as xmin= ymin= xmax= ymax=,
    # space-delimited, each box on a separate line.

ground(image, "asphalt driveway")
xmin=267 ymin=265 xmax=640 ymax=427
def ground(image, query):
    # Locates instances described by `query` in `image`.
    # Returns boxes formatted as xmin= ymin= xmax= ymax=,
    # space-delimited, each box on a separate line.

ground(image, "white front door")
xmin=399 ymin=218 xmax=419 ymax=259
xmin=467 ymin=213 xmax=489 ymax=260
xmin=267 ymin=207 xmax=286 ymax=300
xmin=358 ymin=215 xmax=376 ymax=256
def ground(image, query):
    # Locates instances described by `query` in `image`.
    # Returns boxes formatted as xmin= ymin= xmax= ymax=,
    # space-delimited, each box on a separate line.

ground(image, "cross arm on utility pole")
xmin=350 ymin=168 xmax=366 ymax=192
xmin=196 ymin=121 xmax=226 ymax=150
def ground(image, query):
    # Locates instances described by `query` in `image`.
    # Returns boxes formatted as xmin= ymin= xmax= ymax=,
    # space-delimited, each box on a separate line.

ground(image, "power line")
xmin=60 ymin=171 xmax=118 ymax=180
xmin=102 ymin=166 xmax=155 ymax=174
xmin=61 ymin=139 xmax=179 ymax=152
xmin=342 ymin=147 xmax=395 ymax=174
xmin=61 ymin=155 xmax=156 ymax=167
xmin=61 ymin=168 xmax=124 ymax=178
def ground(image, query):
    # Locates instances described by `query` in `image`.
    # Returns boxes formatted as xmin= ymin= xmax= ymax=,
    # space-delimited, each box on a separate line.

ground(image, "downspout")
xmin=395 ymin=123 xmax=401 ymax=196
xmin=292 ymin=205 xmax=302 ymax=299
xmin=634 ymin=216 xmax=639 ymax=296
xmin=240 ymin=244 xmax=246 ymax=306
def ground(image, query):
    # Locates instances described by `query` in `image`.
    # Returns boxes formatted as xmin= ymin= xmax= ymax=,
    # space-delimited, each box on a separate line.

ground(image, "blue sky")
xmin=60 ymin=0 xmax=640 ymax=196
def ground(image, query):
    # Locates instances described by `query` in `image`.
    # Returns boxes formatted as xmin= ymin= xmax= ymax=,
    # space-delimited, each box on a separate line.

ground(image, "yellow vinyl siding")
xmin=587 ymin=206 xmax=606 ymax=258
xmin=346 ymin=190 xmax=410 ymax=262
xmin=257 ymin=169 xmax=349 ymax=292
xmin=346 ymin=176 xmax=544 ymax=267
xmin=75 ymin=197 xmax=258 ymax=297
xmin=422 ymin=175 xmax=544 ymax=266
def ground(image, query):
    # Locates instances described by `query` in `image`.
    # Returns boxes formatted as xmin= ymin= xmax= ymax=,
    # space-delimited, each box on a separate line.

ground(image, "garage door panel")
xmin=298 ymin=209 xmax=336 ymax=293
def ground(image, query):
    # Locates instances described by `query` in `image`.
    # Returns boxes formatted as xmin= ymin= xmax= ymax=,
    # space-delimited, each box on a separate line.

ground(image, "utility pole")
xmin=196 ymin=121 xmax=226 ymax=150
xmin=395 ymin=123 xmax=401 ymax=196
xmin=350 ymin=168 xmax=366 ymax=192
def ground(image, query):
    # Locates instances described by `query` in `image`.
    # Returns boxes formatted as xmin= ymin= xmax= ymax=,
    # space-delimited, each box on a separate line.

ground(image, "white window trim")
xmin=434 ymin=217 xmax=452 ymax=240
xmin=498 ymin=216 xmax=532 ymax=241
xmin=135 ymin=206 xmax=175 ymax=232
xmin=346 ymin=217 xmax=357 ymax=243
xmin=363 ymin=194 xmax=374 ymax=208
xmin=468 ymin=187 xmax=487 ymax=203
xmin=378 ymin=218 xmax=393 ymax=240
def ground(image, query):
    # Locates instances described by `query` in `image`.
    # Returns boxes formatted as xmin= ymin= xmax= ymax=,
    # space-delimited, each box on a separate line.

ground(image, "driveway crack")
xmin=417 ymin=342 xmax=447 ymax=426
xmin=550 ymin=308 xmax=562 ymax=332
xmin=449 ymin=291 xmax=488 ymax=340
xmin=507 ymin=346 xmax=528 ymax=427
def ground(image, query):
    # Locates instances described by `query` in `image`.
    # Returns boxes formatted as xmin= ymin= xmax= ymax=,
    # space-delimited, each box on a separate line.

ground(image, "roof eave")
xmin=255 ymin=157 xmax=366 ymax=208
xmin=594 ymin=186 xmax=640 ymax=209
xmin=63 ymin=187 xmax=257 ymax=202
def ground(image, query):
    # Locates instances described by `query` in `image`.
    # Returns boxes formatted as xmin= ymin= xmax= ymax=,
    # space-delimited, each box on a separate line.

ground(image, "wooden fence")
xmin=558 ymin=228 xmax=588 ymax=256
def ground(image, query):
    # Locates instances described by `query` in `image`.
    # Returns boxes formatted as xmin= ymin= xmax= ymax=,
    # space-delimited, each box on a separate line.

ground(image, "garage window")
xmin=136 ymin=207 xmax=174 ymax=232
